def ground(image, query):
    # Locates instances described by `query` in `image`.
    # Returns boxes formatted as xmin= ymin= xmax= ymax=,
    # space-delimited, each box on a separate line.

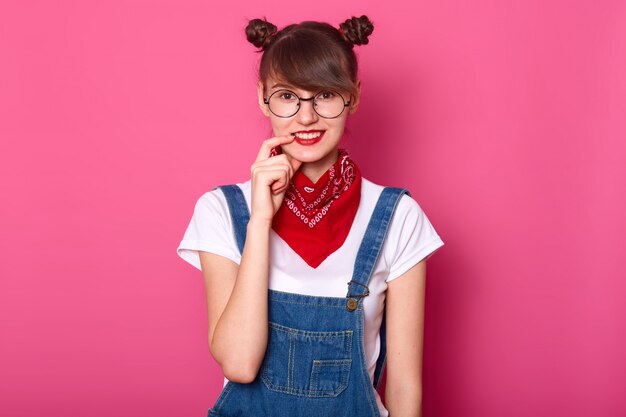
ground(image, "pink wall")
xmin=1 ymin=1 xmax=625 ymax=416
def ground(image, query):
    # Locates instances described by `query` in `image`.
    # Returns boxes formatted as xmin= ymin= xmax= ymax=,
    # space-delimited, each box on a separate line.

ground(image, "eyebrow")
xmin=270 ymin=83 xmax=295 ymax=90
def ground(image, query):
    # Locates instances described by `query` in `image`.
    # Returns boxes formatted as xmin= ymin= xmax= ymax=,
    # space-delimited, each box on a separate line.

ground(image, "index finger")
xmin=255 ymin=134 xmax=295 ymax=162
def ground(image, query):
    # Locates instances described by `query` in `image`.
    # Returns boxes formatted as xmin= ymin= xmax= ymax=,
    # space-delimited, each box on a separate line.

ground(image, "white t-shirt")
xmin=177 ymin=177 xmax=444 ymax=417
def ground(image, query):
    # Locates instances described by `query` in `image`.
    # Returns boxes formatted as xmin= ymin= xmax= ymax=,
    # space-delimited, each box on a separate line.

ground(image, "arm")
xmin=384 ymin=259 xmax=427 ymax=417
xmin=199 ymin=216 xmax=272 ymax=383
xmin=198 ymin=137 xmax=300 ymax=384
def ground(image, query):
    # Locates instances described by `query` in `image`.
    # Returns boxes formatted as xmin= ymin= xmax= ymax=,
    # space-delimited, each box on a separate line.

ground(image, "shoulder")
xmin=193 ymin=188 xmax=225 ymax=216
xmin=195 ymin=179 xmax=252 ymax=214
xmin=361 ymin=177 xmax=421 ymax=220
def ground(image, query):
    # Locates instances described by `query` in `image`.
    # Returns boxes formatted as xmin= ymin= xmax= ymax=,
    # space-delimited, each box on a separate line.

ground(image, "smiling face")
xmin=258 ymin=75 xmax=361 ymax=169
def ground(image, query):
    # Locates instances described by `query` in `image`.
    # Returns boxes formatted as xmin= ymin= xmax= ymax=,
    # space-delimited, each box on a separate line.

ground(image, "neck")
xmin=299 ymin=148 xmax=340 ymax=184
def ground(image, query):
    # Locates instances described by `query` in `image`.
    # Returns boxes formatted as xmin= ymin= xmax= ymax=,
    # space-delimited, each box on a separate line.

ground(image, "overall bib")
xmin=209 ymin=184 xmax=410 ymax=417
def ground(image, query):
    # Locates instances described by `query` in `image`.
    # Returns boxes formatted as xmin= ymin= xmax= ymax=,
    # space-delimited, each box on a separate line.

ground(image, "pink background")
xmin=1 ymin=1 xmax=625 ymax=416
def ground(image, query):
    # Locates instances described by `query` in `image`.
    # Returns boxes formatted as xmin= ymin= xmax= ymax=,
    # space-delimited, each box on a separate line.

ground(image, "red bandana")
xmin=269 ymin=146 xmax=362 ymax=268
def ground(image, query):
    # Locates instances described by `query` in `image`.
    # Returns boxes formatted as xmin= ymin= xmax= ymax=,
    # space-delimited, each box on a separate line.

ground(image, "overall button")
xmin=346 ymin=298 xmax=358 ymax=311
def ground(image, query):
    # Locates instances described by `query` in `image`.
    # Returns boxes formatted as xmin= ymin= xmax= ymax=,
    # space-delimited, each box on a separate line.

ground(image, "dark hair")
xmin=244 ymin=16 xmax=374 ymax=99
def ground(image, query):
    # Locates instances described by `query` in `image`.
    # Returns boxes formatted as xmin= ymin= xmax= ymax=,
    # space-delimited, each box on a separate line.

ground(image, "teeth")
xmin=294 ymin=131 xmax=322 ymax=140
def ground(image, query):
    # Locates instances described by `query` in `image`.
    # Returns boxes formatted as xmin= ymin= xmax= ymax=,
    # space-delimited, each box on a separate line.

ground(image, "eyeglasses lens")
xmin=268 ymin=90 xmax=346 ymax=118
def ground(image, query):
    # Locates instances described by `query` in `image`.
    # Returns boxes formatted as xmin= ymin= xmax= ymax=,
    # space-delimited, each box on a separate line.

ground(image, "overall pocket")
xmin=260 ymin=321 xmax=353 ymax=398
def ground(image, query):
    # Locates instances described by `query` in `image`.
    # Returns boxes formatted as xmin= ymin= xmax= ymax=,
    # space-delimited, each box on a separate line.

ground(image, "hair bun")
xmin=245 ymin=18 xmax=278 ymax=49
xmin=339 ymin=15 xmax=374 ymax=46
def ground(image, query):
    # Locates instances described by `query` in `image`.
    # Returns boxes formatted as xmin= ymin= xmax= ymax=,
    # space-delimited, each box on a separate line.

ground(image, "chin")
xmin=284 ymin=146 xmax=334 ymax=161
xmin=282 ymin=149 xmax=319 ymax=162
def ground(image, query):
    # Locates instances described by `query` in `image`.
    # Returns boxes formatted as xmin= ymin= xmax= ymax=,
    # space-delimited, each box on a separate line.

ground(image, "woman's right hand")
xmin=250 ymin=135 xmax=303 ymax=222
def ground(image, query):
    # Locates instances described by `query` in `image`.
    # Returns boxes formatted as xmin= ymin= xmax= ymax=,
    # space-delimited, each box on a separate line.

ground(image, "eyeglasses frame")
xmin=263 ymin=88 xmax=352 ymax=119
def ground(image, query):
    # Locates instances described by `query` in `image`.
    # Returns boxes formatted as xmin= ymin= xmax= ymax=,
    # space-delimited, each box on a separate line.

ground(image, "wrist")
xmin=248 ymin=216 xmax=273 ymax=229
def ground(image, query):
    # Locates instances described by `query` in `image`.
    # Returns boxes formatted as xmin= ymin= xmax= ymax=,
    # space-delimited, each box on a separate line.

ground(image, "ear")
xmin=348 ymin=79 xmax=361 ymax=115
xmin=258 ymin=80 xmax=271 ymax=117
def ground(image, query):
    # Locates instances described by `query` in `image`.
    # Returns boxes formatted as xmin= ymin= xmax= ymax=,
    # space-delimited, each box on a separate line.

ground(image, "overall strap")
xmin=345 ymin=186 xmax=411 ymax=390
xmin=214 ymin=184 xmax=250 ymax=256
xmin=346 ymin=186 xmax=410 ymax=304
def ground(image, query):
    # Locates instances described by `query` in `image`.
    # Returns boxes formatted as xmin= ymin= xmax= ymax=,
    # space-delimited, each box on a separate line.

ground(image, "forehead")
xmin=264 ymin=73 xmax=321 ymax=92
xmin=265 ymin=80 xmax=348 ymax=97
xmin=266 ymin=80 xmax=314 ymax=94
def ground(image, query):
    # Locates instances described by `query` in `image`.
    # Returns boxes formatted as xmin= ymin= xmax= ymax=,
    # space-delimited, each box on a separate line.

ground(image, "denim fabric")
xmin=210 ymin=184 xmax=410 ymax=417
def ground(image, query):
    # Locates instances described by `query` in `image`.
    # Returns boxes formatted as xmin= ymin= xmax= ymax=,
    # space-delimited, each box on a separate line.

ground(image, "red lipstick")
xmin=293 ymin=130 xmax=325 ymax=146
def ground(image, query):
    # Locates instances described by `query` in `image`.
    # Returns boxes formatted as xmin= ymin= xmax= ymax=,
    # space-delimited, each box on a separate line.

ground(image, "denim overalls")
xmin=208 ymin=184 xmax=410 ymax=417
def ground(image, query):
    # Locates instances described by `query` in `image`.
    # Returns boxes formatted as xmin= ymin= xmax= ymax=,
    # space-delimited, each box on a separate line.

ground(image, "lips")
xmin=293 ymin=129 xmax=324 ymax=138
xmin=293 ymin=130 xmax=325 ymax=145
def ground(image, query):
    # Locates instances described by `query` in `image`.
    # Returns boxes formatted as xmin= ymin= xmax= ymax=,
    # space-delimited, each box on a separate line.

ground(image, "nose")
xmin=295 ymin=97 xmax=318 ymax=124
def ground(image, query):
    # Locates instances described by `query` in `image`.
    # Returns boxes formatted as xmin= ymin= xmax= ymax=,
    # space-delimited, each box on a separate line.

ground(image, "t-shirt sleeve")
xmin=176 ymin=189 xmax=241 ymax=271
xmin=384 ymin=194 xmax=445 ymax=283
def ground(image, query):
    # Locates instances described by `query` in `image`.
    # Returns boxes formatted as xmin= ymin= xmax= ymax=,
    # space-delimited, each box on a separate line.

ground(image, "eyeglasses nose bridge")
xmin=296 ymin=95 xmax=317 ymax=115
xmin=298 ymin=96 xmax=315 ymax=107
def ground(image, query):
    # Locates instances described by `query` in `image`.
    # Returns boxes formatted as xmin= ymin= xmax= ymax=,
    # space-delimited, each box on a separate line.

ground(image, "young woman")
xmin=177 ymin=15 xmax=444 ymax=417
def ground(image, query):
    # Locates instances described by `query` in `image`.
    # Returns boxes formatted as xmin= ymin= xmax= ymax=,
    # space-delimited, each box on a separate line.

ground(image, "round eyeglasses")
xmin=263 ymin=89 xmax=351 ymax=119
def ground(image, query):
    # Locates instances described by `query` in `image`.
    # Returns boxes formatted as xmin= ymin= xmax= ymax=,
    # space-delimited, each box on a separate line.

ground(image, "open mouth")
xmin=292 ymin=130 xmax=325 ymax=145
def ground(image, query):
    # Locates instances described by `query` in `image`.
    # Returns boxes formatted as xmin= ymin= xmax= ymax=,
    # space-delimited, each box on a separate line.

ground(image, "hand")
xmin=250 ymin=135 xmax=303 ymax=222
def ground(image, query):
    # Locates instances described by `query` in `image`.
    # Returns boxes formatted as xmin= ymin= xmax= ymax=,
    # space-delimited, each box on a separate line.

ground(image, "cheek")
xmin=329 ymin=118 xmax=348 ymax=133
xmin=269 ymin=117 xmax=291 ymax=134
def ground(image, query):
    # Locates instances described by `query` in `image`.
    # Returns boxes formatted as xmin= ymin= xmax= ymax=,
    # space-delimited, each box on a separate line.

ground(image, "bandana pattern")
xmin=269 ymin=145 xmax=362 ymax=268
xmin=289 ymin=154 xmax=354 ymax=228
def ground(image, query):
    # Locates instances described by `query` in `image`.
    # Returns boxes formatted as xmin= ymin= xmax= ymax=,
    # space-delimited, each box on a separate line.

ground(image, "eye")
xmin=316 ymin=91 xmax=336 ymax=101
xmin=275 ymin=90 xmax=298 ymax=101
